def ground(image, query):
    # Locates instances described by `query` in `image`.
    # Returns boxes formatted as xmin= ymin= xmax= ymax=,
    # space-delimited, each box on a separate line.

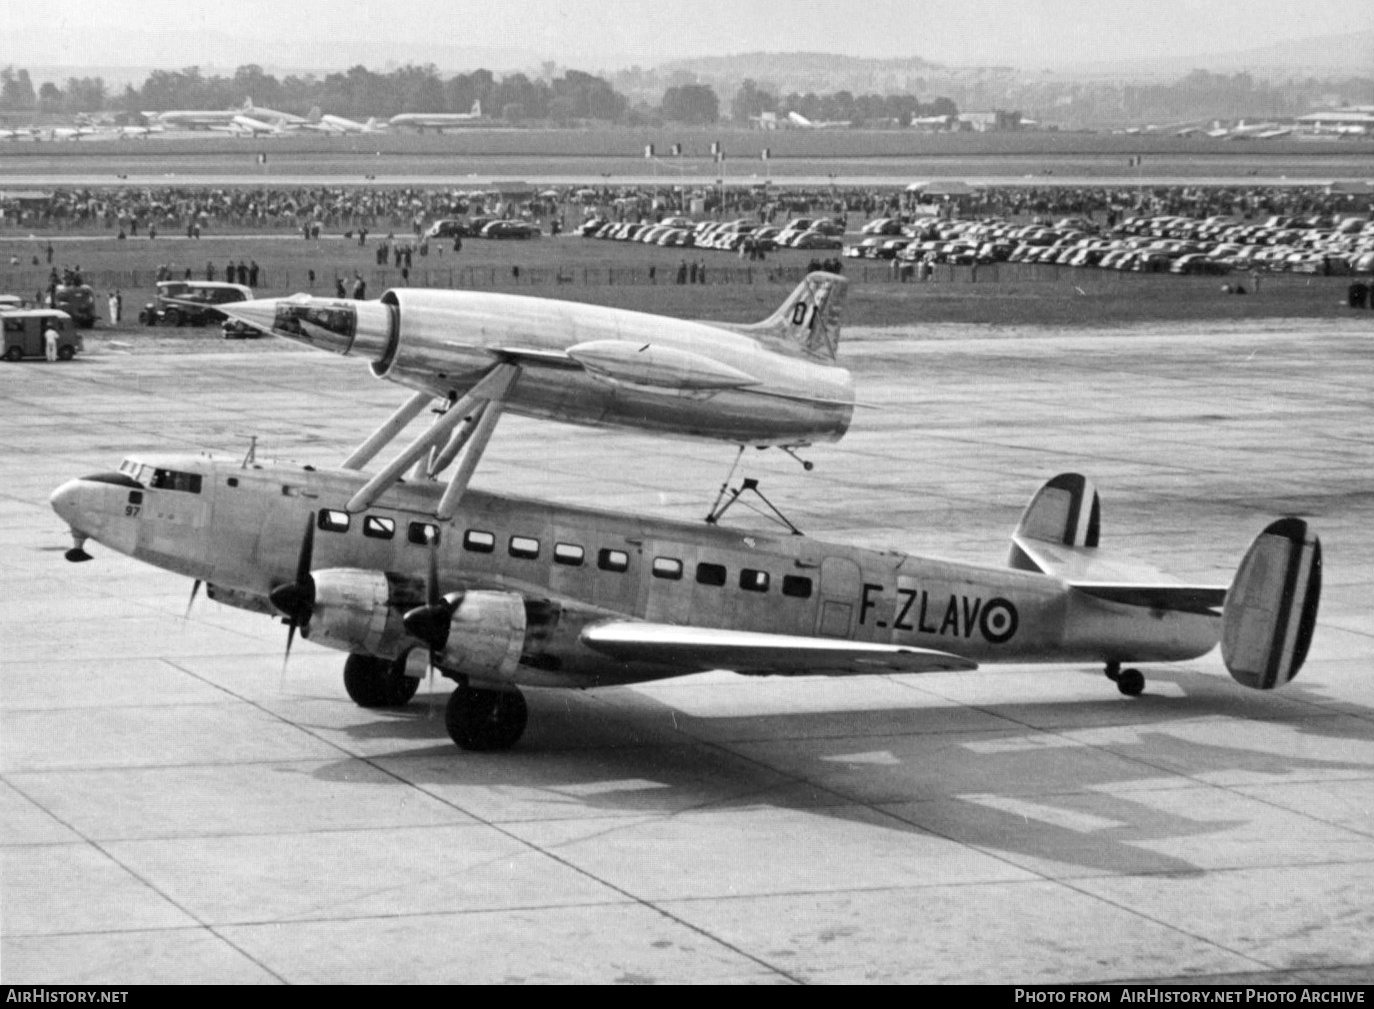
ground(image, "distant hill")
xmin=1055 ymin=30 xmax=1374 ymax=79
xmin=655 ymin=52 xmax=948 ymax=97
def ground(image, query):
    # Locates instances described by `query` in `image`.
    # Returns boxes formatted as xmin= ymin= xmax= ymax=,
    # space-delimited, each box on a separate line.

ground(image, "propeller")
xmin=184 ymin=579 xmax=201 ymax=620
xmin=269 ymin=512 xmax=316 ymax=666
xmin=402 ymin=529 xmax=463 ymax=708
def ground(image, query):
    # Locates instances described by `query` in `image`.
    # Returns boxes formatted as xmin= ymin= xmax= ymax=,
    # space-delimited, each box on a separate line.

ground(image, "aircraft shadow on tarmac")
xmin=294 ymin=668 xmax=1374 ymax=879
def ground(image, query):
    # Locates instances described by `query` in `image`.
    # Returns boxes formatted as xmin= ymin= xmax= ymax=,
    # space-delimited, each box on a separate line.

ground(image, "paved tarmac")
xmin=3 ymin=315 xmax=1372 ymax=984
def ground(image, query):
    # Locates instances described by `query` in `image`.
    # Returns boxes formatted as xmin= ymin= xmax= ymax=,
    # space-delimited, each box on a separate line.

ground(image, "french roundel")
xmin=979 ymin=598 xmax=1018 ymax=644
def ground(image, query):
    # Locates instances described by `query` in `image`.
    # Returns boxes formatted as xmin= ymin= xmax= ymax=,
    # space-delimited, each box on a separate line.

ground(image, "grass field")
xmin=3 ymin=232 xmax=1363 ymax=333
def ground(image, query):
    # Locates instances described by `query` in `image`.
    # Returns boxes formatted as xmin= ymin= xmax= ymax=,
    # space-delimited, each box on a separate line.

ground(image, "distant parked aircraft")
xmin=389 ymin=101 xmax=485 ymax=131
xmin=302 ymin=108 xmax=385 ymax=133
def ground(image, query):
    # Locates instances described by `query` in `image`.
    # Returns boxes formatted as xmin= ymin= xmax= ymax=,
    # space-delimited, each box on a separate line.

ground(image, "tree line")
xmin=0 ymin=63 xmax=964 ymax=127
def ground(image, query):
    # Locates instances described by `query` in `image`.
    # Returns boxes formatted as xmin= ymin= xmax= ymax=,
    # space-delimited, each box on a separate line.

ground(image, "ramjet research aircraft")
xmin=220 ymin=273 xmax=856 ymax=459
xmin=51 ymin=365 xmax=1321 ymax=751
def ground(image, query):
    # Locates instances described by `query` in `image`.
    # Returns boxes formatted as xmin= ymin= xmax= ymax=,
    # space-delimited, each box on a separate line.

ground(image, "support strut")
xmin=345 ymin=364 xmax=519 ymax=514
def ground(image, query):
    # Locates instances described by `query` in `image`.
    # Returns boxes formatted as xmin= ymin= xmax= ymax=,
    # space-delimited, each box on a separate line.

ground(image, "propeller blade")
xmin=295 ymin=512 xmax=315 ymax=587
xmin=184 ymin=580 xmax=201 ymax=619
xmin=273 ymin=512 xmax=317 ymax=673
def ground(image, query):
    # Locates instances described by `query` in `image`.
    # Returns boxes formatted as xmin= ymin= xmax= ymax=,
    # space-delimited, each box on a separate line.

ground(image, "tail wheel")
xmin=1105 ymin=662 xmax=1145 ymax=696
xmin=445 ymin=684 xmax=527 ymax=751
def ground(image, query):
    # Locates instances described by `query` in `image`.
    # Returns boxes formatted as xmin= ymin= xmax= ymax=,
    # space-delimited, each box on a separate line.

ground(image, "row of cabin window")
xmin=314 ymin=509 xmax=632 ymax=572
xmin=313 ymin=508 xmax=814 ymax=599
xmin=653 ymin=558 xmax=813 ymax=598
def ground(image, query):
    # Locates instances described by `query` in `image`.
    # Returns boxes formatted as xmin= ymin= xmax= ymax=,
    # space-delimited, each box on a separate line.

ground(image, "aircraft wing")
xmin=1012 ymin=533 xmax=1227 ymax=614
xmin=580 ymin=621 xmax=977 ymax=675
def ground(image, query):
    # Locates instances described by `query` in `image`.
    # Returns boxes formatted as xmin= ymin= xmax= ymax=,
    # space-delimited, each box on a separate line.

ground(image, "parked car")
xmin=53 ymin=284 xmax=97 ymax=328
xmin=138 ymin=281 xmax=255 ymax=333
xmin=481 ymin=220 xmax=541 ymax=239
xmin=790 ymin=231 xmax=844 ymax=250
xmin=423 ymin=219 xmax=466 ymax=239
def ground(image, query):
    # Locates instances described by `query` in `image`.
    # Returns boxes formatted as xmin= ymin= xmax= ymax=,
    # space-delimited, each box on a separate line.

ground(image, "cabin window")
xmin=127 ymin=490 xmax=143 ymax=505
xmin=363 ymin=516 xmax=395 ymax=540
xmin=408 ymin=522 xmax=439 ymax=546
xmin=696 ymin=562 xmax=727 ymax=587
xmin=150 ymin=468 xmax=202 ymax=494
xmin=740 ymin=569 xmax=770 ymax=593
xmin=782 ymin=575 xmax=813 ymax=599
xmin=509 ymin=535 xmax=540 ymax=560
xmin=652 ymin=557 xmax=683 ymax=580
xmin=598 ymin=548 xmax=629 ymax=573
xmin=464 ymin=529 xmax=495 ymax=553
xmin=226 ymin=477 xmax=238 ymax=488
xmin=554 ymin=543 xmax=584 ymax=566
xmin=318 ymin=510 xmax=350 ymax=532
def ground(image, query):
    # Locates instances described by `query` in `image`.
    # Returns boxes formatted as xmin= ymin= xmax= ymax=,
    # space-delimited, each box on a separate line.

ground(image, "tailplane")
xmin=740 ymin=271 xmax=848 ymax=361
xmin=1222 ymin=517 xmax=1321 ymax=689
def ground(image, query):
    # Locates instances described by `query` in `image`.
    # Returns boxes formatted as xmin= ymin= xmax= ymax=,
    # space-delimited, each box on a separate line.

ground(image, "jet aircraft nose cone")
xmin=219 ymin=297 xmax=283 ymax=337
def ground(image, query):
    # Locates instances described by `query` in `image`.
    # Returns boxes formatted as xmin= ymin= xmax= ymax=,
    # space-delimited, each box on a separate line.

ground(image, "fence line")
xmin=0 ymin=261 xmax=1339 ymax=296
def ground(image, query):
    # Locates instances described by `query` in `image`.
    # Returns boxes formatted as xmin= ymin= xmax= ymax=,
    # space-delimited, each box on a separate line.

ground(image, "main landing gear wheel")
xmin=445 ymin=684 xmax=527 ymax=751
xmin=343 ymin=652 xmax=420 ymax=708
xmin=1104 ymin=661 xmax=1146 ymax=697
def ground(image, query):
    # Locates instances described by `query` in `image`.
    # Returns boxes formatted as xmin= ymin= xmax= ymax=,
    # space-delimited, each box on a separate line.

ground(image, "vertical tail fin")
xmin=471 ymin=100 xmax=482 ymax=117
xmin=1222 ymin=517 xmax=1321 ymax=690
xmin=742 ymin=272 xmax=847 ymax=361
xmin=1009 ymin=473 xmax=1100 ymax=570
xmin=307 ymin=106 xmax=322 ymax=123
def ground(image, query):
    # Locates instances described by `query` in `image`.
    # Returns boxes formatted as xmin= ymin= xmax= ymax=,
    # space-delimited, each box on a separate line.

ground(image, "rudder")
xmin=742 ymin=271 xmax=847 ymax=361
xmin=1222 ymin=517 xmax=1321 ymax=690
xmin=1009 ymin=473 xmax=1100 ymax=570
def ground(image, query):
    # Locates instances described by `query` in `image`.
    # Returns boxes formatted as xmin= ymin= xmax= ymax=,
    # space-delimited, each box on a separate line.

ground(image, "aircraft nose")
xmin=50 ymin=478 xmax=83 ymax=523
xmin=219 ymin=297 xmax=283 ymax=337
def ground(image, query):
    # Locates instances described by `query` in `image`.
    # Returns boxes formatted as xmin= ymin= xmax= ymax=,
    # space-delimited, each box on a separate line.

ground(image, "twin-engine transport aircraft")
xmin=51 ymin=444 xmax=1321 ymax=752
xmin=220 ymin=273 xmax=856 ymax=452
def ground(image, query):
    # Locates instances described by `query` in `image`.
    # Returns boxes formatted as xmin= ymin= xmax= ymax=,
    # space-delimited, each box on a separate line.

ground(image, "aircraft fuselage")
xmin=51 ymin=454 xmax=1222 ymax=690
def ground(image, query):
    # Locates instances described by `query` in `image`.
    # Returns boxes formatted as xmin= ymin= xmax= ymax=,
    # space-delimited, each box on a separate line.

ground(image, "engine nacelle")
xmin=436 ymin=590 xmax=527 ymax=681
xmin=304 ymin=568 xmax=412 ymax=657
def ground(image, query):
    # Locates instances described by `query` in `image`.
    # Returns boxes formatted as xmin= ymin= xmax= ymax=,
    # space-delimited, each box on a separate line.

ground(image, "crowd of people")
xmin=2 ymin=183 xmax=1368 ymax=238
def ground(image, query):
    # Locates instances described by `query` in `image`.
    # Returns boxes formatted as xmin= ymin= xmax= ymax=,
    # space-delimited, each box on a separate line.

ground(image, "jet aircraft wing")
xmin=580 ymin=621 xmax=977 ymax=675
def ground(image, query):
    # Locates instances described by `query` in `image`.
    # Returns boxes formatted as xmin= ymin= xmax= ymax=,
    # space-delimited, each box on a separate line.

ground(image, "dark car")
xmin=139 ymin=281 xmax=255 ymax=333
xmin=423 ymin=219 xmax=466 ymax=239
xmin=53 ymin=285 xmax=97 ymax=328
xmin=481 ymin=220 xmax=541 ymax=239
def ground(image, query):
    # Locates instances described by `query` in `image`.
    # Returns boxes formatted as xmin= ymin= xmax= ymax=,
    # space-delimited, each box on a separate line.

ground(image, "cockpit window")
xmin=274 ymin=302 xmax=355 ymax=341
xmin=149 ymin=468 xmax=202 ymax=494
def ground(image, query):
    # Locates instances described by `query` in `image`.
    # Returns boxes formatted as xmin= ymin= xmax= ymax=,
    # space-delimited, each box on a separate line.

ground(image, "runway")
xmin=3 ymin=316 xmax=1373 ymax=983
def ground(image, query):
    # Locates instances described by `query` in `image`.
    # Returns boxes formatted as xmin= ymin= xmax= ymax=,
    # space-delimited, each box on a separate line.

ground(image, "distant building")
xmin=1296 ymin=110 xmax=1374 ymax=136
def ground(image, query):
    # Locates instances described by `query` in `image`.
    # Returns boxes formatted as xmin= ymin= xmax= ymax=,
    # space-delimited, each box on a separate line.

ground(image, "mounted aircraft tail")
xmin=739 ymin=272 xmax=847 ymax=362
xmin=1010 ymin=473 xmax=1322 ymax=689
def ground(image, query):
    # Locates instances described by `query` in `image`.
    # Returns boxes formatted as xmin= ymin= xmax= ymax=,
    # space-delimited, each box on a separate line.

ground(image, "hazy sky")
xmin=3 ymin=0 xmax=1369 ymax=71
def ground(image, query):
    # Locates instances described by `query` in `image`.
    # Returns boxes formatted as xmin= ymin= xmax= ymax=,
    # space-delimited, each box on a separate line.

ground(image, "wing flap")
xmin=581 ymin=621 xmax=977 ymax=676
